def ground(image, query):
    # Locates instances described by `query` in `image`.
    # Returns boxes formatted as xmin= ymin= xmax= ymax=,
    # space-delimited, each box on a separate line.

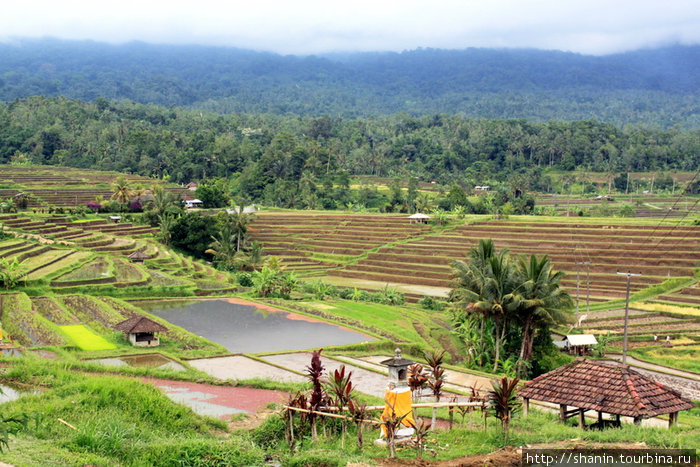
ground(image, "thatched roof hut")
xmin=115 ymin=316 xmax=168 ymax=347
xmin=519 ymin=359 xmax=694 ymax=428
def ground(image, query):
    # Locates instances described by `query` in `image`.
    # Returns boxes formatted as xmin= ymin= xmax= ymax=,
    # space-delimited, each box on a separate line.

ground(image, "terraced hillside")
xmin=332 ymin=219 xmax=700 ymax=302
xmin=0 ymin=213 xmax=234 ymax=296
xmin=575 ymin=305 xmax=700 ymax=350
xmin=248 ymin=212 xmax=432 ymax=273
xmin=247 ymin=213 xmax=700 ymax=304
xmin=535 ymin=194 xmax=699 ymax=218
xmin=0 ymin=165 xmax=192 ymax=208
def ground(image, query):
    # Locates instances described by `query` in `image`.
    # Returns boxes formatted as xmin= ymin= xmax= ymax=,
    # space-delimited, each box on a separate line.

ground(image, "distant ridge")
xmin=0 ymin=38 xmax=698 ymax=127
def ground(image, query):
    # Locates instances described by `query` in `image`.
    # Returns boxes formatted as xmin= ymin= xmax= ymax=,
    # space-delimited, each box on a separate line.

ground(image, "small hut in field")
xmin=127 ymin=250 xmax=148 ymax=264
xmin=563 ymin=334 xmax=597 ymax=356
xmin=408 ymin=213 xmax=431 ymax=224
xmin=115 ymin=316 xmax=168 ymax=347
xmin=519 ymin=359 xmax=694 ymax=428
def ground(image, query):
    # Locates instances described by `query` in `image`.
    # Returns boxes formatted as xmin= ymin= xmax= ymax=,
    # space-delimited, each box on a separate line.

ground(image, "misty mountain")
xmin=0 ymin=38 xmax=698 ymax=127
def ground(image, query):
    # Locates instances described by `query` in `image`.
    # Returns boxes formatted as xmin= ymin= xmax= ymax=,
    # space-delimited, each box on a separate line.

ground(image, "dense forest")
xmin=1 ymin=97 xmax=699 ymax=209
xmin=1 ymin=39 xmax=699 ymax=127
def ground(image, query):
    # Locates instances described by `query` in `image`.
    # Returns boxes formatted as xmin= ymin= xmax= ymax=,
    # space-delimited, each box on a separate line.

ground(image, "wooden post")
xmin=598 ymin=411 xmax=603 ymax=424
xmin=559 ymin=405 xmax=567 ymax=423
xmin=448 ymin=405 xmax=454 ymax=430
xmin=523 ymin=398 xmax=529 ymax=417
xmin=668 ymin=412 xmax=678 ymax=428
xmin=633 ymin=416 xmax=642 ymax=426
xmin=578 ymin=409 xmax=585 ymax=429
xmin=287 ymin=409 xmax=294 ymax=448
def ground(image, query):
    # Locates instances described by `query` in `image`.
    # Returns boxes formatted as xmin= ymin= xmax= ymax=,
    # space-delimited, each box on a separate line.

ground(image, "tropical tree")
xmin=205 ymin=226 xmax=238 ymax=270
xmin=112 ymin=176 xmax=132 ymax=209
xmin=221 ymin=208 xmax=255 ymax=253
xmin=513 ymin=254 xmax=573 ymax=376
xmin=0 ymin=257 xmax=26 ymax=290
xmin=450 ymin=239 xmax=518 ymax=372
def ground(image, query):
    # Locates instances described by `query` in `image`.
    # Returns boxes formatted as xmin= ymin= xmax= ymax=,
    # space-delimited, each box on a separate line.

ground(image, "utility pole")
xmin=617 ymin=271 xmax=642 ymax=365
xmin=575 ymin=261 xmax=590 ymax=314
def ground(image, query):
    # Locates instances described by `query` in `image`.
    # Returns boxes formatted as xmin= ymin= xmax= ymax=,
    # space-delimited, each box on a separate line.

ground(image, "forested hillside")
xmin=1 ymin=98 xmax=698 ymax=209
xmin=1 ymin=39 xmax=698 ymax=127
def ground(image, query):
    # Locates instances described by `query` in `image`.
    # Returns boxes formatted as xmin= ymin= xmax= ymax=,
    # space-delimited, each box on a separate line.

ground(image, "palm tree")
xmin=205 ymin=226 xmax=238 ymax=268
xmin=151 ymin=186 xmax=180 ymax=217
xmin=224 ymin=207 xmax=255 ymax=252
xmin=450 ymin=239 xmax=518 ymax=372
xmin=112 ymin=176 xmax=132 ymax=209
xmin=513 ymin=254 xmax=573 ymax=376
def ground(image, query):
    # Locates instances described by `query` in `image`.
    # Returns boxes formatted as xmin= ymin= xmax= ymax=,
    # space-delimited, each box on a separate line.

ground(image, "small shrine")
xmin=380 ymin=348 xmax=415 ymax=387
xmin=378 ymin=348 xmax=416 ymax=442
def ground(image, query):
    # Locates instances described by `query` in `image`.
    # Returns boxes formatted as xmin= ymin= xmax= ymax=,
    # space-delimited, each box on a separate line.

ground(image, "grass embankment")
xmin=1 ymin=356 xmax=697 ymax=466
xmin=0 ymin=357 xmax=256 ymax=466
xmin=258 ymin=297 xmax=464 ymax=362
xmin=630 ymin=345 xmax=700 ymax=374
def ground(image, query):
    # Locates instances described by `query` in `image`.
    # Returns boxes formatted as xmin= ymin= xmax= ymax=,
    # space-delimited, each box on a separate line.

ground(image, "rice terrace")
xmin=0 ymin=159 xmax=698 ymax=466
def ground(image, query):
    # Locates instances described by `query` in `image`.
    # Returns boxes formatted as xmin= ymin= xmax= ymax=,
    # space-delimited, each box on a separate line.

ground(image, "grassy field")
xmin=630 ymin=345 xmax=700 ymax=373
xmin=60 ymin=324 xmax=117 ymax=351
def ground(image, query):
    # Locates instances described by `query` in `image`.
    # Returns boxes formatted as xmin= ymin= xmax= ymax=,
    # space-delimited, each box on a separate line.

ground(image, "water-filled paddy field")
xmin=137 ymin=299 xmax=374 ymax=353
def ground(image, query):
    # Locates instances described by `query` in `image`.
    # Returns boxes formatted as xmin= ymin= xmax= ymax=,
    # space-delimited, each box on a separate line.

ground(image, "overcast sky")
xmin=2 ymin=0 xmax=699 ymax=55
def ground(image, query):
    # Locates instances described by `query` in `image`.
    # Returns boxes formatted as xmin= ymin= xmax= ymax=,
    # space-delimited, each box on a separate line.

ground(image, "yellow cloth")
xmin=380 ymin=387 xmax=414 ymax=436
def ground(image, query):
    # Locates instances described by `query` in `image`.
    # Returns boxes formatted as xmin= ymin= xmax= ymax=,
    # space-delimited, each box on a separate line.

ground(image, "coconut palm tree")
xmin=513 ymin=254 xmax=573 ymax=376
xmin=205 ymin=226 xmax=238 ymax=269
xmin=112 ymin=176 xmax=132 ymax=209
xmin=450 ymin=239 xmax=518 ymax=372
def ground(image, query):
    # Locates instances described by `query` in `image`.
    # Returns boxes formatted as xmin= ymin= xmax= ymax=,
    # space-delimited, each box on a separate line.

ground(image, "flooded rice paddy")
xmin=139 ymin=299 xmax=374 ymax=353
xmin=90 ymin=353 xmax=186 ymax=371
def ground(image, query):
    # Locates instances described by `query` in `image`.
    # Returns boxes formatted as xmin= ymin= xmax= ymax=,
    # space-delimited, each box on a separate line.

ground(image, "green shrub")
xmin=237 ymin=272 xmax=253 ymax=287
xmin=418 ymin=296 xmax=444 ymax=311
xmin=251 ymin=415 xmax=286 ymax=449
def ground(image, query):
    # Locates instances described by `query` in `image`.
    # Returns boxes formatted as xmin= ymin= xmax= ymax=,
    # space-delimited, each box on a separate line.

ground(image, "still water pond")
xmin=140 ymin=299 xmax=373 ymax=353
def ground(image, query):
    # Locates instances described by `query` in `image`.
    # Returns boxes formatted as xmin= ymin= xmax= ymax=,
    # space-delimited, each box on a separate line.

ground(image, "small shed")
xmin=408 ymin=213 xmax=431 ymax=224
xmin=519 ymin=359 xmax=694 ymax=428
xmin=564 ymin=334 xmax=597 ymax=355
xmin=184 ymin=199 xmax=203 ymax=209
xmin=108 ymin=215 xmax=122 ymax=224
xmin=115 ymin=316 xmax=168 ymax=347
xmin=186 ymin=182 xmax=198 ymax=191
xmin=380 ymin=348 xmax=415 ymax=387
xmin=127 ymin=250 xmax=148 ymax=264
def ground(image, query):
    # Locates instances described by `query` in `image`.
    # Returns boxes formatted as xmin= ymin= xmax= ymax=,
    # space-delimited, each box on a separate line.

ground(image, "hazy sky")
xmin=2 ymin=0 xmax=699 ymax=55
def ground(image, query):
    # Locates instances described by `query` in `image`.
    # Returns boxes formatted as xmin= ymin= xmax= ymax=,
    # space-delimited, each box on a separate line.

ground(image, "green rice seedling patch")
xmin=25 ymin=251 xmax=93 ymax=281
xmin=54 ymin=257 xmax=113 ymax=282
xmin=31 ymin=296 xmax=79 ymax=325
xmin=60 ymin=324 xmax=116 ymax=350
